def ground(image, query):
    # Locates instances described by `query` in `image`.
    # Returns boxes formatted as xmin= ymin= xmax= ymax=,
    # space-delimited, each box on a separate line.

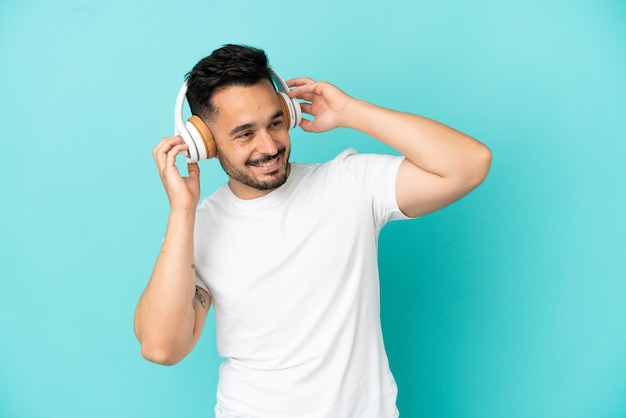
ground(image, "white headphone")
xmin=174 ymin=68 xmax=302 ymax=163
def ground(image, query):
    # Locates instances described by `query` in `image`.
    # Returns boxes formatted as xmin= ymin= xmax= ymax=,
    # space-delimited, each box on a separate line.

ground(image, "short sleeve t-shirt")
xmin=193 ymin=149 xmax=407 ymax=418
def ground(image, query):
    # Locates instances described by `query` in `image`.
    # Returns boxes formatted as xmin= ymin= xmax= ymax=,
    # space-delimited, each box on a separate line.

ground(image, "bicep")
xmin=395 ymin=159 xmax=473 ymax=218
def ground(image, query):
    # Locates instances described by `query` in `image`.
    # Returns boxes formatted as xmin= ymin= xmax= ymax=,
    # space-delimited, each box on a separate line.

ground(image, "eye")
xmin=270 ymin=119 xmax=283 ymax=129
xmin=236 ymin=131 xmax=253 ymax=140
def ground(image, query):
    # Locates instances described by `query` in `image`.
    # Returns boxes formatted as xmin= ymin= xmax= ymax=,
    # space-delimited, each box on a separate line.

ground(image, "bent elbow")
xmin=468 ymin=143 xmax=492 ymax=188
xmin=139 ymin=340 xmax=186 ymax=366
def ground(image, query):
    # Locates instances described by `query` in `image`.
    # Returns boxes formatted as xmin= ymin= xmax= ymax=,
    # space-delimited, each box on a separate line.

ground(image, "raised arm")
xmin=134 ymin=136 xmax=211 ymax=365
xmin=288 ymin=78 xmax=492 ymax=217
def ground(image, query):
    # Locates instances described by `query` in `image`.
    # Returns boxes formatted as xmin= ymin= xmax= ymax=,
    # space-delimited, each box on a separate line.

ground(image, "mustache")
xmin=246 ymin=148 xmax=285 ymax=166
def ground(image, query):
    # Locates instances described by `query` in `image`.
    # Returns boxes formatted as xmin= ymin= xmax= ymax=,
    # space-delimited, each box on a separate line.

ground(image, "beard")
xmin=218 ymin=147 xmax=290 ymax=192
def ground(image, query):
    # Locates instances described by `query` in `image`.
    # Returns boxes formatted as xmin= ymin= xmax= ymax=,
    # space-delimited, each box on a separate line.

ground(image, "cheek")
xmin=277 ymin=129 xmax=291 ymax=147
xmin=217 ymin=142 xmax=253 ymax=164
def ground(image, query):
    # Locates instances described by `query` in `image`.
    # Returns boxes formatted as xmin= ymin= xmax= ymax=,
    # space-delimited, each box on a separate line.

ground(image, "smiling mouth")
xmin=247 ymin=149 xmax=285 ymax=169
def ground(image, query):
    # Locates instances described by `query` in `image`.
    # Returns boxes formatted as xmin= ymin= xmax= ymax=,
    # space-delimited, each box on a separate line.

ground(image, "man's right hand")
xmin=152 ymin=136 xmax=201 ymax=210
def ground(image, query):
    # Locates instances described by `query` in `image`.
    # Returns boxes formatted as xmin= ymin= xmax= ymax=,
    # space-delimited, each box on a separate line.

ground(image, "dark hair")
xmin=185 ymin=44 xmax=272 ymax=121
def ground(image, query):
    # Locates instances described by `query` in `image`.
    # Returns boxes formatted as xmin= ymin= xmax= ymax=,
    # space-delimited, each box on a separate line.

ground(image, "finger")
xmin=156 ymin=137 xmax=185 ymax=161
xmin=153 ymin=136 xmax=183 ymax=164
xmin=164 ymin=142 xmax=189 ymax=169
xmin=153 ymin=136 xmax=182 ymax=156
xmin=157 ymin=140 xmax=187 ymax=174
xmin=288 ymin=83 xmax=324 ymax=100
xmin=292 ymin=89 xmax=317 ymax=102
xmin=286 ymin=77 xmax=315 ymax=88
xmin=298 ymin=117 xmax=316 ymax=133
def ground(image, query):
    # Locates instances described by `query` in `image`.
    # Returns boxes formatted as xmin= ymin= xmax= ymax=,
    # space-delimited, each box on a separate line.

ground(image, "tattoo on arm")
xmin=190 ymin=264 xmax=208 ymax=311
xmin=193 ymin=286 xmax=207 ymax=310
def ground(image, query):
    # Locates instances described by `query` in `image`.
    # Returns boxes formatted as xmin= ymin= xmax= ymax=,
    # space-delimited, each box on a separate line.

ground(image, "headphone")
xmin=174 ymin=68 xmax=302 ymax=163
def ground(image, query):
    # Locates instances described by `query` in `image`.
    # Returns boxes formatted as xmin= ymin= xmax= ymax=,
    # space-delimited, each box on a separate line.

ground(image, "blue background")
xmin=1 ymin=0 xmax=625 ymax=417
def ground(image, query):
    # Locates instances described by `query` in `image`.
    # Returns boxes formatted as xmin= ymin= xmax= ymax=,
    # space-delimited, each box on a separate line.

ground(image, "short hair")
xmin=185 ymin=44 xmax=272 ymax=121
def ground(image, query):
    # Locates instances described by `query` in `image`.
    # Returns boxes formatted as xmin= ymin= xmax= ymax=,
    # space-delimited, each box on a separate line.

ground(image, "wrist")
xmin=339 ymin=98 xmax=371 ymax=131
xmin=168 ymin=206 xmax=197 ymax=222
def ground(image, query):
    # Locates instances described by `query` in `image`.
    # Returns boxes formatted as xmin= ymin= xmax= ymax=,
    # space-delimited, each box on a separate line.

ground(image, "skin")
xmin=208 ymin=81 xmax=292 ymax=200
xmin=287 ymin=77 xmax=492 ymax=218
xmin=134 ymin=76 xmax=492 ymax=365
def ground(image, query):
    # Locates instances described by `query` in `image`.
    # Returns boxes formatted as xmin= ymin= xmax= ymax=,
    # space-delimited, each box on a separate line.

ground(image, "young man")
xmin=135 ymin=44 xmax=491 ymax=417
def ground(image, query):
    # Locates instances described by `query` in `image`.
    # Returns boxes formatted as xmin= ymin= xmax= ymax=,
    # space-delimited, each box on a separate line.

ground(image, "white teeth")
xmin=257 ymin=157 xmax=278 ymax=167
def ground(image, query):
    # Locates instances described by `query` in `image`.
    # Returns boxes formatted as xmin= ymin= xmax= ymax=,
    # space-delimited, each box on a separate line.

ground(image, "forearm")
xmin=289 ymin=78 xmax=491 ymax=217
xmin=341 ymin=99 xmax=491 ymax=183
xmin=134 ymin=208 xmax=199 ymax=364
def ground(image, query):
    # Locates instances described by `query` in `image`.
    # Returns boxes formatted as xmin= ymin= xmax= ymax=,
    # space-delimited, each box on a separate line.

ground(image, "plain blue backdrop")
xmin=1 ymin=0 xmax=625 ymax=417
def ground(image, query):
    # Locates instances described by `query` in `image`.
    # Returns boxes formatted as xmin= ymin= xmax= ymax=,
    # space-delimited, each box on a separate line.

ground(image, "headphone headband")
xmin=173 ymin=82 xmax=203 ymax=161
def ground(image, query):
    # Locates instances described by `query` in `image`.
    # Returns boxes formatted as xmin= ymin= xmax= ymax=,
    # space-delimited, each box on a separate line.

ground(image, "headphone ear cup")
xmin=277 ymin=92 xmax=301 ymax=131
xmin=187 ymin=115 xmax=217 ymax=160
xmin=277 ymin=92 xmax=292 ymax=130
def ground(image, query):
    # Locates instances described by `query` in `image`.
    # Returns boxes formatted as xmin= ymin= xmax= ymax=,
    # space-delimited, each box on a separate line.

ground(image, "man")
xmin=134 ymin=44 xmax=491 ymax=417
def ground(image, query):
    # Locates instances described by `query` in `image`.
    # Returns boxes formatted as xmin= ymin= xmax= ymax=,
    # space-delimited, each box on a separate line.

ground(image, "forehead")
xmin=211 ymin=81 xmax=279 ymax=124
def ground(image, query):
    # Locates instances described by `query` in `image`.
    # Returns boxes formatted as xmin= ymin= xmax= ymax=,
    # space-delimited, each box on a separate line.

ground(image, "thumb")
xmin=298 ymin=118 xmax=318 ymax=133
xmin=187 ymin=162 xmax=200 ymax=177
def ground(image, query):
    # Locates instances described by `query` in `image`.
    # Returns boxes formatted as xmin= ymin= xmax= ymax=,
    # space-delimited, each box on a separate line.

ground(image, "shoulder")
xmin=328 ymin=148 xmax=404 ymax=170
xmin=322 ymin=148 xmax=405 ymax=182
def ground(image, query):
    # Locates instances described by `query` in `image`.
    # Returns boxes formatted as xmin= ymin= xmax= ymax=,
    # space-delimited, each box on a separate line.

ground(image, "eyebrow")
xmin=228 ymin=110 xmax=284 ymax=137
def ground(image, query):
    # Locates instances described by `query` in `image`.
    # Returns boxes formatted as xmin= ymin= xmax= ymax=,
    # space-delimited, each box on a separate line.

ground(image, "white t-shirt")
xmin=194 ymin=149 xmax=408 ymax=418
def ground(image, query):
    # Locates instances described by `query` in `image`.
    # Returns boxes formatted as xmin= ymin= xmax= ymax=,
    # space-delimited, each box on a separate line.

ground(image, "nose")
xmin=255 ymin=128 xmax=279 ymax=156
